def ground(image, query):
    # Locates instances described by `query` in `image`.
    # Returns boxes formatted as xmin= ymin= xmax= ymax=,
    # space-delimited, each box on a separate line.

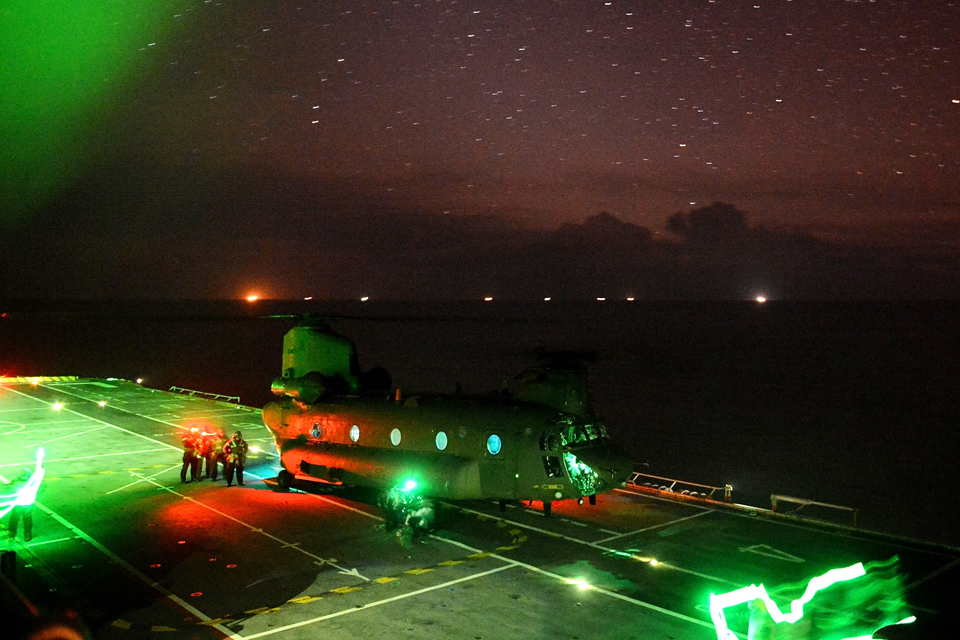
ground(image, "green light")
xmin=402 ymin=479 xmax=417 ymax=492
xmin=1 ymin=1 xmax=180 ymax=218
xmin=709 ymin=562 xmax=913 ymax=640
xmin=562 ymin=451 xmax=603 ymax=495
xmin=0 ymin=447 xmax=46 ymax=518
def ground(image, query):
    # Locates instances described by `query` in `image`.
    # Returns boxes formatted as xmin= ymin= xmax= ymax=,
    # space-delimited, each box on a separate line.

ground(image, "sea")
xmin=2 ymin=299 xmax=958 ymax=547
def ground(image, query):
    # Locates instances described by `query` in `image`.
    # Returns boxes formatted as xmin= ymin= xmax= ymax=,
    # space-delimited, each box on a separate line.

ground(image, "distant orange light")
xmin=756 ymin=296 xmax=767 ymax=303
xmin=246 ymin=295 xmax=259 ymax=302
xmin=484 ymin=296 xmax=493 ymax=302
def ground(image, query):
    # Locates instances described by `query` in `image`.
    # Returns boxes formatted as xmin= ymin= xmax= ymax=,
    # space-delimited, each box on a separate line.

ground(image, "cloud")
xmin=2 ymin=167 xmax=957 ymax=300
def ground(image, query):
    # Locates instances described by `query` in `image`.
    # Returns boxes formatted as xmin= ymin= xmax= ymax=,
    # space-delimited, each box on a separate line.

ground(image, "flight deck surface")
xmin=1 ymin=379 xmax=956 ymax=639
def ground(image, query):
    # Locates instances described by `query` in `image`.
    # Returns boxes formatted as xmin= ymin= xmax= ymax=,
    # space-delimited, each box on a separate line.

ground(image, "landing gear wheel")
xmin=543 ymin=500 xmax=552 ymax=517
xmin=499 ymin=500 xmax=507 ymax=513
xmin=276 ymin=469 xmax=293 ymax=492
xmin=589 ymin=494 xmax=597 ymax=506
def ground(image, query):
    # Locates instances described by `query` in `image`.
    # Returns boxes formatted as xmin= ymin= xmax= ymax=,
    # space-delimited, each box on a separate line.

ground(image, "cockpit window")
xmin=542 ymin=417 xmax=608 ymax=450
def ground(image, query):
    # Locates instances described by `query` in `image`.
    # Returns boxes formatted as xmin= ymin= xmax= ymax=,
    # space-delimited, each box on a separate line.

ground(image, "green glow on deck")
xmin=708 ymin=561 xmax=914 ymax=640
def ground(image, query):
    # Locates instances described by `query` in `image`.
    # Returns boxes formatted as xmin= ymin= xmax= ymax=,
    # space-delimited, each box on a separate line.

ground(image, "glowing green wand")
xmin=0 ymin=447 xmax=46 ymax=519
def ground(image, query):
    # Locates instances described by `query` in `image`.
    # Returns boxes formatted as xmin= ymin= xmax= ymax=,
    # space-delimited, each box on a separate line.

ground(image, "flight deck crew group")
xmin=180 ymin=428 xmax=246 ymax=486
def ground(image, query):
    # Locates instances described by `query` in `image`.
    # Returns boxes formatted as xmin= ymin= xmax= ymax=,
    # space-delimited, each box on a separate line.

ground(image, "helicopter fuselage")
xmin=262 ymin=392 xmax=631 ymax=504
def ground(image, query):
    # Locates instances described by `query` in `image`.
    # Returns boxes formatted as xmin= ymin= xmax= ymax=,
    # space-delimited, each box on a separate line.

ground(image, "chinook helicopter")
xmin=261 ymin=317 xmax=632 ymax=522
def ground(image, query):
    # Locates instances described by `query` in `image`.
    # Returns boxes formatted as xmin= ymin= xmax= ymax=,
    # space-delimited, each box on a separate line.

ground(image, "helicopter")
xmin=261 ymin=317 xmax=633 ymax=531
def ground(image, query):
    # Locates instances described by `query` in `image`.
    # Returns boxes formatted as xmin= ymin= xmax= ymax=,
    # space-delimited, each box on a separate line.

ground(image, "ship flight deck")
xmin=1 ymin=378 xmax=955 ymax=639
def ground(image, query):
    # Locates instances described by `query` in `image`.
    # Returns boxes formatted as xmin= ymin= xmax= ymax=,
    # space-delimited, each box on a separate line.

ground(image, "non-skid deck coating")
xmin=1 ymin=379 xmax=956 ymax=640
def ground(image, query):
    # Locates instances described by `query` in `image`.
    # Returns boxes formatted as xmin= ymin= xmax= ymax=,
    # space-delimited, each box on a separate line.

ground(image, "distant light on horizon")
xmin=626 ymin=297 xmax=635 ymax=301
xmin=484 ymin=296 xmax=493 ymax=301
xmin=304 ymin=296 xmax=313 ymax=301
xmin=756 ymin=296 xmax=767 ymax=303
xmin=246 ymin=294 xmax=259 ymax=302
xmin=596 ymin=297 xmax=606 ymax=301
xmin=360 ymin=296 xmax=369 ymax=302
xmin=544 ymin=297 xmax=551 ymax=301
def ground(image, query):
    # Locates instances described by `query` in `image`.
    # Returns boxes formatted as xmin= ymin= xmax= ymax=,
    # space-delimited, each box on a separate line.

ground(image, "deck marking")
xmin=0 ymin=422 xmax=25 ymax=435
xmin=444 ymin=502 xmax=740 ymax=587
xmin=23 ymin=425 xmax=107 ymax=448
xmin=738 ymin=544 xmax=805 ymax=563
xmin=595 ymin=510 xmax=712 ymax=543
xmin=439 ymin=535 xmax=718 ymax=632
xmin=445 ymin=501 xmax=605 ymax=548
xmin=241 ymin=470 xmax=381 ymax=520
xmin=906 ymin=556 xmax=960 ymax=591
xmin=12 ymin=386 xmax=181 ymax=452
xmin=238 ymin=564 xmax=517 ymax=640
xmin=0 ymin=449 xmax=172 ymax=469
xmin=105 ymin=465 xmax=180 ymax=495
xmin=32 ymin=501 xmax=235 ymax=637
xmin=5 ymin=424 xmax=105 ymax=434
xmin=132 ymin=472 xmax=370 ymax=581
xmin=16 ymin=536 xmax=78 ymax=548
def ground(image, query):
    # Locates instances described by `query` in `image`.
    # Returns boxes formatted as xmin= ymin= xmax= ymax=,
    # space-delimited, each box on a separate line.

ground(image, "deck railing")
xmin=168 ymin=386 xmax=240 ymax=404
xmin=628 ymin=471 xmax=733 ymax=502
xmin=770 ymin=494 xmax=859 ymax=528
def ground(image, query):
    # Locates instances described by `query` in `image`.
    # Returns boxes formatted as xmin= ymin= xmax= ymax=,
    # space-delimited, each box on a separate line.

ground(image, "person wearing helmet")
xmin=222 ymin=431 xmax=249 ymax=487
xmin=180 ymin=428 xmax=200 ymax=483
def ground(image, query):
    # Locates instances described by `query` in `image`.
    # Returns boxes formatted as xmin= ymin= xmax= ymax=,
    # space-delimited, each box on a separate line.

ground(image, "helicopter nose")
xmin=573 ymin=445 xmax=633 ymax=486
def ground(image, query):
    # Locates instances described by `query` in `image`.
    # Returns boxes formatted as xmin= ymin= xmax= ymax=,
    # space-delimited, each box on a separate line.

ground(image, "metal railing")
xmin=628 ymin=472 xmax=732 ymax=502
xmin=168 ymin=386 xmax=240 ymax=404
xmin=770 ymin=494 xmax=858 ymax=528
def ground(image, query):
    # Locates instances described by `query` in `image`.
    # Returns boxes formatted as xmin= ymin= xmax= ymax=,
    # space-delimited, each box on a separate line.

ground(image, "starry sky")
xmin=2 ymin=0 xmax=959 ymax=299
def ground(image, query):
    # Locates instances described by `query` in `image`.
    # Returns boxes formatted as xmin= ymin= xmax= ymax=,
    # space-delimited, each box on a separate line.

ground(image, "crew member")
xmin=204 ymin=428 xmax=225 ymax=481
xmin=1 ymin=448 xmax=45 ymax=543
xmin=222 ymin=431 xmax=249 ymax=487
xmin=180 ymin=428 xmax=200 ymax=483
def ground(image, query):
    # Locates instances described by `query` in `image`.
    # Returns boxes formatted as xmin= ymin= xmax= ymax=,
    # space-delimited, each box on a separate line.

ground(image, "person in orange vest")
xmin=222 ymin=431 xmax=249 ymax=487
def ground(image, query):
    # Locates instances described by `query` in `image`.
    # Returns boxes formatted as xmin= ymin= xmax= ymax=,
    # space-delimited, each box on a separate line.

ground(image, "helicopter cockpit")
xmin=538 ymin=415 xmax=617 ymax=497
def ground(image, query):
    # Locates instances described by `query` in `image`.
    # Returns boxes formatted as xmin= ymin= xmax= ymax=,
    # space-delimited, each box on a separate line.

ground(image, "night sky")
xmin=2 ymin=0 xmax=959 ymax=300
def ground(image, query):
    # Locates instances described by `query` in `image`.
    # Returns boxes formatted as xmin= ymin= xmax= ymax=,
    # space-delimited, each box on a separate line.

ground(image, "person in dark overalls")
xmin=203 ymin=428 xmax=225 ymax=480
xmin=5 ymin=469 xmax=35 ymax=542
xmin=180 ymin=428 xmax=200 ymax=483
xmin=222 ymin=431 xmax=248 ymax=487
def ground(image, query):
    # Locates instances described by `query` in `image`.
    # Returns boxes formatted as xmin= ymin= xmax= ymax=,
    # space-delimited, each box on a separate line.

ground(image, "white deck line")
xmin=33 ymin=501 xmax=235 ymax=637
